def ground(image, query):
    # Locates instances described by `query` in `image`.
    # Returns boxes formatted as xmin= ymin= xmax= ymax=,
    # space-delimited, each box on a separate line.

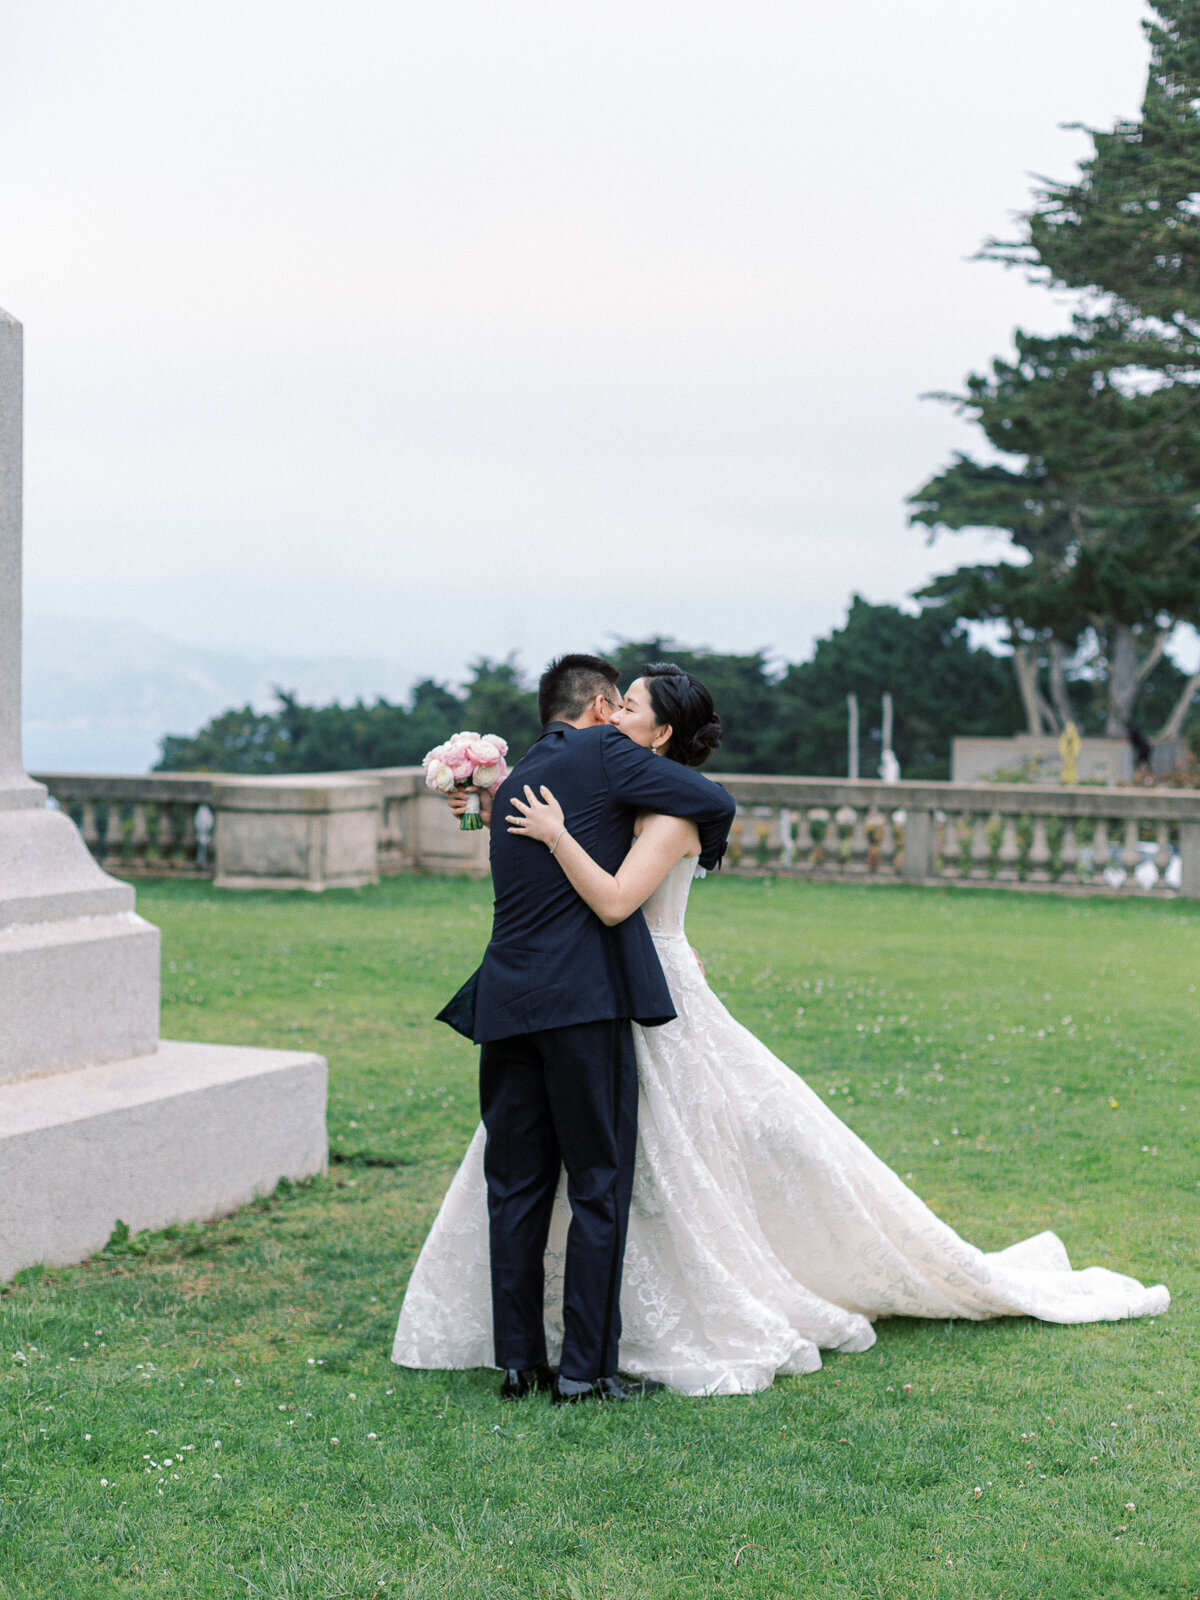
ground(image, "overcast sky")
xmin=0 ymin=1 xmax=1152 ymax=689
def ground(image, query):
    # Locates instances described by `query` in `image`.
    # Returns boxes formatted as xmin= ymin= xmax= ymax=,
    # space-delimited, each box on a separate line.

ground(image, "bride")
xmin=393 ymin=664 xmax=1169 ymax=1395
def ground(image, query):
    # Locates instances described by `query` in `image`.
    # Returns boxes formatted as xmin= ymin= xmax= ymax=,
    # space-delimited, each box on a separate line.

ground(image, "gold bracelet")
xmin=549 ymin=827 xmax=566 ymax=855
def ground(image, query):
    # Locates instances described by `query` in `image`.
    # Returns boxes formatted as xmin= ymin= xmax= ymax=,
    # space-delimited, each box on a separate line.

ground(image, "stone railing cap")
xmin=210 ymin=774 xmax=384 ymax=812
xmin=712 ymin=773 xmax=1200 ymax=817
xmin=340 ymin=767 xmax=424 ymax=796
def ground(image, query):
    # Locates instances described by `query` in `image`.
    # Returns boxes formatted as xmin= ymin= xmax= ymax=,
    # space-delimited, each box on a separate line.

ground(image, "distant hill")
xmin=22 ymin=615 xmax=428 ymax=774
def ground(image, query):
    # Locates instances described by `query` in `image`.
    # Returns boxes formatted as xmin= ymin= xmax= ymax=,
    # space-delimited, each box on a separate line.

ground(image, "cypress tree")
xmin=915 ymin=3 xmax=1200 ymax=741
xmin=990 ymin=1 xmax=1200 ymax=330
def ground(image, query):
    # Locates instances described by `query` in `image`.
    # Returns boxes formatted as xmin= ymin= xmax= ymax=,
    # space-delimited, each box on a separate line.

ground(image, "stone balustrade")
xmin=715 ymin=776 xmax=1200 ymax=897
xmin=34 ymin=772 xmax=218 ymax=874
xmin=30 ymin=768 xmax=1200 ymax=897
xmin=31 ymin=767 xmax=490 ymax=884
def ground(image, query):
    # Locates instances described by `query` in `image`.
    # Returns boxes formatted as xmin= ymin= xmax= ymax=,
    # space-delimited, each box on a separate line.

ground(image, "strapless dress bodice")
xmin=640 ymin=856 xmax=701 ymax=941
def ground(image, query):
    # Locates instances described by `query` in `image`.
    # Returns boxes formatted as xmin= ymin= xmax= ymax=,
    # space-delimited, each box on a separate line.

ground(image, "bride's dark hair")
xmin=641 ymin=662 xmax=723 ymax=768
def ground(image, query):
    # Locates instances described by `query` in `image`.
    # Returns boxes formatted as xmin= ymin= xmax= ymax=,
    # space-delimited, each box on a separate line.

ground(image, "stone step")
xmin=0 ymin=1039 xmax=328 ymax=1280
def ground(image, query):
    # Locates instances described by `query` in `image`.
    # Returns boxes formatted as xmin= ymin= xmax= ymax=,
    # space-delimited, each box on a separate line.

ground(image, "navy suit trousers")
xmin=479 ymin=1018 xmax=637 ymax=1381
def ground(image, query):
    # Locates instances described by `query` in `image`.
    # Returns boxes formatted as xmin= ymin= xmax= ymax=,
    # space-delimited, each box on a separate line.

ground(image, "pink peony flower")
xmin=423 ymin=729 xmax=507 ymax=794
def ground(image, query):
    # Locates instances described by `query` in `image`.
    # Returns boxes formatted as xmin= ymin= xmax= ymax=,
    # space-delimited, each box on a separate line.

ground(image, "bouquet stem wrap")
xmin=460 ymin=790 xmax=483 ymax=831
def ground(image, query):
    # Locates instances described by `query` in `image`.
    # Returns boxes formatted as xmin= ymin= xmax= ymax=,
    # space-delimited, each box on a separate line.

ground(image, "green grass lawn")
xmin=3 ymin=875 xmax=1199 ymax=1599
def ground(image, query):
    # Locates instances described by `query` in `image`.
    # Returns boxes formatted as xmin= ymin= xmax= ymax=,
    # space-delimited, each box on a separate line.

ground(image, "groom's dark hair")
xmin=538 ymin=654 xmax=620 ymax=726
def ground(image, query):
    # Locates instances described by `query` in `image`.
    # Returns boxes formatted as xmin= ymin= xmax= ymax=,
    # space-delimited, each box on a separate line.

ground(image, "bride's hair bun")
xmin=641 ymin=662 xmax=723 ymax=768
xmin=687 ymin=714 xmax=723 ymax=766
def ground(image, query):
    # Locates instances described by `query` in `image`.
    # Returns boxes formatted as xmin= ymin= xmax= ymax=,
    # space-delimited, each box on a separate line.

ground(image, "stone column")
xmin=0 ymin=307 xmax=161 ymax=1078
xmin=0 ymin=309 xmax=41 ymax=806
xmin=0 ymin=303 xmax=327 ymax=1281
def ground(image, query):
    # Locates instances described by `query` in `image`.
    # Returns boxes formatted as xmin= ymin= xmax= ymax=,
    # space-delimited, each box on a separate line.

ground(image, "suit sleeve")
xmin=600 ymin=727 xmax=736 ymax=871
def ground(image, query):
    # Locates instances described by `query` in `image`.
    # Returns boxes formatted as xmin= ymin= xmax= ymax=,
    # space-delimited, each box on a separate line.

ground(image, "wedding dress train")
xmin=393 ymin=859 xmax=1169 ymax=1394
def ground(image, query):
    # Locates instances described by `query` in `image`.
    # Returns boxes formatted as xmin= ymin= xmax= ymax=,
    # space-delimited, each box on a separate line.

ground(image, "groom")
xmin=464 ymin=654 xmax=735 ymax=1404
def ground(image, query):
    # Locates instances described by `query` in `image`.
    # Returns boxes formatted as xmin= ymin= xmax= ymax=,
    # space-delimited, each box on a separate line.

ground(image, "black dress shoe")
xmin=499 ymin=1363 xmax=555 ymax=1400
xmin=551 ymin=1373 xmax=666 ymax=1404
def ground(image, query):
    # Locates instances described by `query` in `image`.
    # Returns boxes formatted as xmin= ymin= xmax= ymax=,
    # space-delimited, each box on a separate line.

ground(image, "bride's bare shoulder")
xmin=632 ymin=810 xmax=701 ymax=856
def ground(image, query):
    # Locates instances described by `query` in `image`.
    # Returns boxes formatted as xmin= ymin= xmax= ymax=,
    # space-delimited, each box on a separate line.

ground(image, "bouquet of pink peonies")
xmin=423 ymin=731 xmax=509 ymax=830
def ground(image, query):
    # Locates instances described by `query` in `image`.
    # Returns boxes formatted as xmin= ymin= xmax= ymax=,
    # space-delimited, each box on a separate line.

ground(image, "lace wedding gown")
xmin=393 ymin=859 xmax=1169 ymax=1394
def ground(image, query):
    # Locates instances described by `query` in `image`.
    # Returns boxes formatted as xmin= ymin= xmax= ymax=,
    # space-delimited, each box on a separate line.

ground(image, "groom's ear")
xmin=591 ymin=693 xmax=618 ymax=725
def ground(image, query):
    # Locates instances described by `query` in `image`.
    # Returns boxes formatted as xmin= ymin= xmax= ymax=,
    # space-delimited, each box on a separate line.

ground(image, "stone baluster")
xmin=724 ymin=815 xmax=739 ymax=864
xmin=194 ymin=804 xmax=215 ymax=870
xmin=766 ymin=807 xmax=787 ymax=869
xmin=814 ymin=809 xmax=836 ymax=872
xmin=778 ymin=807 xmax=794 ymax=869
xmin=751 ymin=812 xmax=773 ymax=868
xmin=80 ymin=799 xmax=101 ymax=860
xmin=1120 ymin=818 xmax=1142 ymax=889
xmin=847 ymin=807 xmax=870 ymax=873
xmin=1028 ymin=816 xmax=1052 ymax=883
xmin=1154 ymin=821 xmax=1172 ymax=890
xmin=1092 ymin=818 xmax=1111 ymax=882
xmin=879 ymin=811 xmax=898 ymax=874
xmin=793 ymin=809 xmax=814 ymax=872
xmin=863 ymin=807 xmax=883 ymax=874
xmin=832 ymin=812 xmax=851 ymax=876
xmin=129 ymin=803 xmax=151 ymax=867
xmin=939 ymin=812 xmax=965 ymax=879
xmin=996 ymin=813 xmax=1021 ymax=881
xmin=180 ymin=805 xmax=199 ymax=869
xmin=935 ymin=811 xmax=952 ymax=876
xmin=961 ymin=812 xmax=977 ymax=877
xmin=815 ymin=810 xmax=836 ymax=871
xmin=156 ymin=803 xmax=177 ymax=863
xmin=968 ymin=811 xmax=991 ymax=880
xmin=1058 ymin=819 xmax=1080 ymax=884
xmin=102 ymin=802 xmax=125 ymax=869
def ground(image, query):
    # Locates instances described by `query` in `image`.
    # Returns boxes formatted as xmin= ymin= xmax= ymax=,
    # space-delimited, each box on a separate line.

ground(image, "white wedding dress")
xmin=393 ymin=859 xmax=1169 ymax=1394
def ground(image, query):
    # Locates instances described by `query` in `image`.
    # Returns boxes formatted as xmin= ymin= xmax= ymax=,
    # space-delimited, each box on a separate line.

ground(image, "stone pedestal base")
xmin=0 ymin=1040 xmax=328 ymax=1280
xmin=0 ymin=910 xmax=160 ymax=1080
xmin=0 ymin=803 xmax=161 ymax=1079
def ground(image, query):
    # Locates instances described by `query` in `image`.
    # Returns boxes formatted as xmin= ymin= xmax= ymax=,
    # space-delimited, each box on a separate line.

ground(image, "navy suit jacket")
xmin=472 ymin=723 xmax=736 ymax=1044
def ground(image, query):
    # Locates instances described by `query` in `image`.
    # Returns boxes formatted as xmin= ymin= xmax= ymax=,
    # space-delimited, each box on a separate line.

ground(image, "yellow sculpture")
xmin=1058 ymin=720 xmax=1081 ymax=785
